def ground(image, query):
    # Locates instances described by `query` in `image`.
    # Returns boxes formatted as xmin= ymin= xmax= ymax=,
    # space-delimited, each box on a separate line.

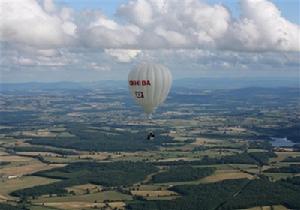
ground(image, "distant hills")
xmin=0 ymin=77 xmax=298 ymax=92
xmin=174 ymin=78 xmax=299 ymax=89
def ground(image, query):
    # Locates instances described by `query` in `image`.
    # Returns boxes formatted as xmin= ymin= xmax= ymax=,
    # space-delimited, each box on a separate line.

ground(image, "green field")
xmin=1 ymin=86 xmax=299 ymax=209
xmin=34 ymin=191 xmax=132 ymax=203
xmin=0 ymin=176 xmax=60 ymax=200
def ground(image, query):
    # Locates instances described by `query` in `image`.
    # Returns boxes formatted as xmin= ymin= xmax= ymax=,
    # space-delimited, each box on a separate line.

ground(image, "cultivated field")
xmin=0 ymin=176 xmax=59 ymax=201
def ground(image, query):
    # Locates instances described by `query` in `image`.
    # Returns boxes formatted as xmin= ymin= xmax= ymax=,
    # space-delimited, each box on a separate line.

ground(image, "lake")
xmin=270 ymin=137 xmax=295 ymax=147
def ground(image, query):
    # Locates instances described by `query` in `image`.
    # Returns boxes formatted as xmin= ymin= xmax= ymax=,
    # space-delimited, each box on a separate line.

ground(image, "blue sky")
xmin=1 ymin=0 xmax=299 ymax=82
xmin=209 ymin=0 xmax=299 ymax=23
xmin=57 ymin=0 xmax=300 ymax=24
xmin=55 ymin=0 xmax=127 ymax=14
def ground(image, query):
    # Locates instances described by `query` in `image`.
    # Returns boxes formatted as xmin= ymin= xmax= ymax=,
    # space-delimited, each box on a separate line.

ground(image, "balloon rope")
xmin=147 ymin=114 xmax=154 ymax=137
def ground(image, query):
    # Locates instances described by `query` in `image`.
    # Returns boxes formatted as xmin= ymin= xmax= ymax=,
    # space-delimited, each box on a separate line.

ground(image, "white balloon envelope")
xmin=128 ymin=63 xmax=172 ymax=118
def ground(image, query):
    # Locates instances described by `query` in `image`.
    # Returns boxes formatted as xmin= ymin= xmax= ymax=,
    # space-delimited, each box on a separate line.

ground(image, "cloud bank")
xmin=0 ymin=0 xmax=299 ymax=82
xmin=1 ymin=0 xmax=299 ymax=51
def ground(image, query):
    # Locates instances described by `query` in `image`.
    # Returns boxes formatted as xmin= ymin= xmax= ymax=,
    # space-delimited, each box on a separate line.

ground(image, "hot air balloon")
xmin=128 ymin=63 xmax=172 ymax=139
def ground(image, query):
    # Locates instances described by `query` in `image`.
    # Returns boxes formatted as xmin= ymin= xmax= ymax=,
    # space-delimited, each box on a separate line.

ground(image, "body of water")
xmin=270 ymin=137 xmax=296 ymax=147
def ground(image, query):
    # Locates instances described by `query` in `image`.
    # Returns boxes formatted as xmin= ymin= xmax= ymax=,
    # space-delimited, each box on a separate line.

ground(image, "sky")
xmin=0 ymin=0 xmax=299 ymax=83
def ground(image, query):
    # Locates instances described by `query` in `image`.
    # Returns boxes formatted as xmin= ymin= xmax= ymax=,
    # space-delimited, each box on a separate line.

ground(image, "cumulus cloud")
xmin=0 ymin=0 xmax=76 ymax=48
xmin=104 ymin=49 xmax=141 ymax=62
xmin=115 ymin=0 xmax=299 ymax=51
xmin=136 ymin=49 xmax=300 ymax=73
xmin=116 ymin=0 xmax=231 ymax=48
xmin=221 ymin=0 xmax=300 ymax=51
xmin=1 ymin=0 xmax=299 ymax=52
xmin=79 ymin=12 xmax=141 ymax=48
xmin=0 ymin=0 xmax=299 ymax=80
xmin=117 ymin=0 xmax=153 ymax=27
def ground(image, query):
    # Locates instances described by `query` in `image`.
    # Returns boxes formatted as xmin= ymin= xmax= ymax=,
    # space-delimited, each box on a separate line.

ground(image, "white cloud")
xmin=116 ymin=0 xmax=299 ymax=51
xmin=104 ymin=49 xmax=141 ymax=62
xmin=117 ymin=0 xmax=153 ymax=27
xmin=220 ymin=0 xmax=300 ymax=51
xmin=18 ymin=57 xmax=35 ymax=66
xmin=115 ymin=0 xmax=231 ymax=49
xmin=80 ymin=13 xmax=141 ymax=48
xmin=43 ymin=0 xmax=56 ymax=13
xmin=1 ymin=0 xmax=299 ymax=52
xmin=0 ymin=0 xmax=299 ymax=82
xmin=154 ymin=27 xmax=188 ymax=47
xmin=0 ymin=0 xmax=76 ymax=48
xmin=88 ymin=62 xmax=111 ymax=71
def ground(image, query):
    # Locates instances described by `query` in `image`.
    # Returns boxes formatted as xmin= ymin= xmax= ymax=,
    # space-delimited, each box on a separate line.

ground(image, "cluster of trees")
xmin=0 ymin=203 xmax=27 ymax=210
xmin=220 ymin=153 xmax=257 ymax=164
xmin=0 ymin=110 xmax=38 ymax=126
xmin=294 ymin=144 xmax=300 ymax=151
xmin=154 ymin=152 xmax=276 ymax=166
xmin=224 ymin=178 xmax=300 ymax=209
xmin=194 ymin=141 xmax=273 ymax=151
xmin=283 ymin=156 xmax=300 ymax=162
xmin=127 ymin=177 xmax=300 ymax=210
xmin=11 ymin=161 xmax=157 ymax=198
xmin=198 ymin=133 xmax=259 ymax=140
xmin=127 ymin=179 xmax=249 ymax=210
xmin=27 ymin=125 xmax=173 ymax=152
xmin=193 ymin=145 xmax=241 ymax=151
xmin=11 ymin=182 xmax=69 ymax=198
xmin=280 ymin=176 xmax=300 ymax=186
xmin=151 ymin=166 xmax=215 ymax=183
xmin=153 ymin=153 xmax=255 ymax=166
xmin=0 ymin=161 xmax=10 ymax=166
xmin=253 ymin=125 xmax=300 ymax=143
xmin=12 ymin=146 xmax=78 ymax=155
xmin=264 ymin=164 xmax=300 ymax=173
xmin=248 ymin=140 xmax=273 ymax=150
xmin=248 ymin=152 xmax=277 ymax=166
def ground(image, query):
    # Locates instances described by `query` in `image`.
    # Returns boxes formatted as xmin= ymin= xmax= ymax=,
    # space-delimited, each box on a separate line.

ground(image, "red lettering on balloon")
xmin=129 ymin=80 xmax=151 ymax=86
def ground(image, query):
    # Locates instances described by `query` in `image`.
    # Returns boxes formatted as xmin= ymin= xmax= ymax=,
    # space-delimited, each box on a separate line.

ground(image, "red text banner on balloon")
xmin=129 ymin=80 xmax=151 ymax=86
